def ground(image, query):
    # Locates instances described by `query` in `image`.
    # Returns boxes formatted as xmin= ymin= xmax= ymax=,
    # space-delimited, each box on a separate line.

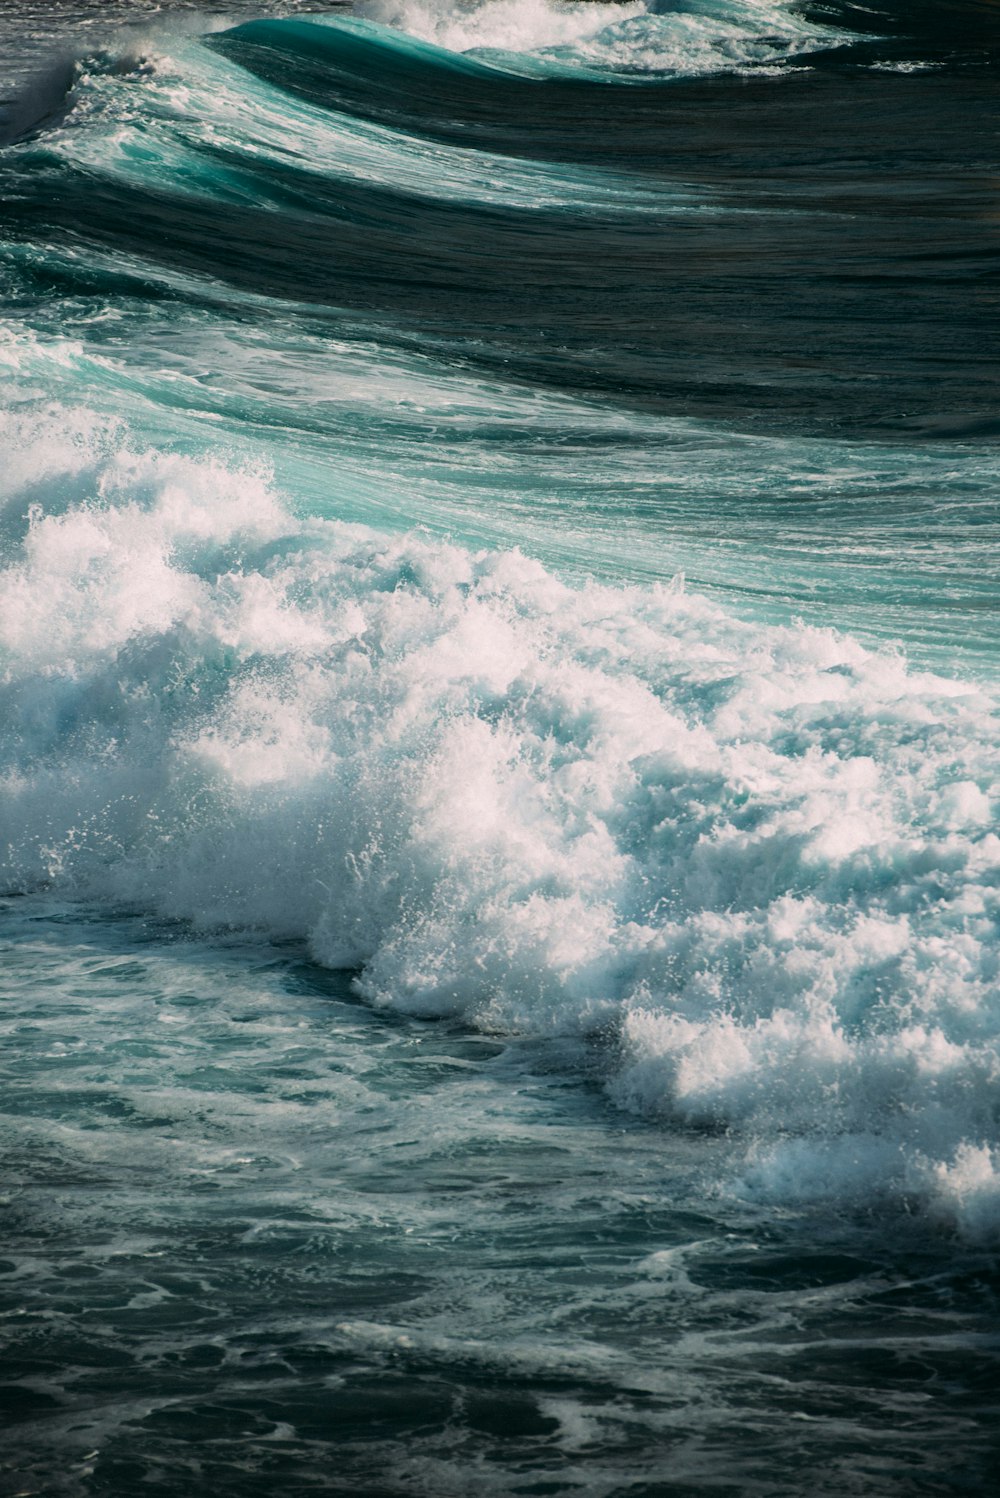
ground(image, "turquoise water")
xmin=1 ymin=2 xmax=999 ymax=1492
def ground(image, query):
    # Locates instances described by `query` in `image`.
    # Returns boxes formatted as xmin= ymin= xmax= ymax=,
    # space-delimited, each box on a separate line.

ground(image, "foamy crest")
xmin=354 ymin=0 xmax=851 ymax=76
xmin=354 ymin=0 xmax=648 ymax=58
xmin=2 ymin=408 xmax=998 ymax=1237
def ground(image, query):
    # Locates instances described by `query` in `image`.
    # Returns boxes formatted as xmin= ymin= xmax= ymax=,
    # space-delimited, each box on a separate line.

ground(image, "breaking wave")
xmin=2 ymin=404 xmax=998 ymax=1237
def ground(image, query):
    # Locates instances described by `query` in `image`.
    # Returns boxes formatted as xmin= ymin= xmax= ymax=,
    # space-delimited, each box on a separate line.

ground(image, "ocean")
xmin=1 ymin=1 xmax=999 ymax=1492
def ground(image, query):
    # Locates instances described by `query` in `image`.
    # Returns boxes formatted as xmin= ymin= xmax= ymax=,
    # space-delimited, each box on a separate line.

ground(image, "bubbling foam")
xmin=354 ymin=0 xmax=649 ymax=58
xmin=352 ymin=0 xmax=851 ymax=76
xmin=1 ymin=406 xmax=998 ymax=1237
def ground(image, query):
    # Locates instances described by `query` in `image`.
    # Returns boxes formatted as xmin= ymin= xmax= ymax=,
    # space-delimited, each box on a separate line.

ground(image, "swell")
xmin=797 ymin=0 xmax=1000 ymax=62
xmin=3 ymin=17 xmax=999 ymax=439
xmin=1 ymin=11 xmax=997 ymax=661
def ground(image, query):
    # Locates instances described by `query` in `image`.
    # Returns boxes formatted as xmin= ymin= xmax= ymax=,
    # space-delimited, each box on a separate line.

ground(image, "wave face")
xmin=1 ymin=4 xmax=1000 ymax=1492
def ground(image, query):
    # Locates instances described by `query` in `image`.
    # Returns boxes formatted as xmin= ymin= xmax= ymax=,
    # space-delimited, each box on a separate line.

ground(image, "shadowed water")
xmin=4 ymin=899 xmax=1000 ymax=1496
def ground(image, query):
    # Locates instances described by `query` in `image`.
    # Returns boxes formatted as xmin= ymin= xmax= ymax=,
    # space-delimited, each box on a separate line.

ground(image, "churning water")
xmin=1 ymin=2 xmax=999 ymax=1492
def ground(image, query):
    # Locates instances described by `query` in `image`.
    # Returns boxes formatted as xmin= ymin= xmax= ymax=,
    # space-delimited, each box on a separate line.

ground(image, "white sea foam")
xmin=354 ymin=0 xmax=648 ymax=57
xmin=354 ymin=0 xmax=852 ymax=75
xmin=1 ymin=406 xmax=998 ymax=1237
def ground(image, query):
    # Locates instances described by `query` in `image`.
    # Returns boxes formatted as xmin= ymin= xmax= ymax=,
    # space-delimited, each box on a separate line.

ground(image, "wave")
xmin=210 ymin=1 xmax=854 ymax=104
xmin=348 ymin=0 xmax=852 ymax=76
xmin=1 ymin=406 xmax=998 ymax=1238
xmin=23 ymin=26 xmax=687 ymax=215
xmin=3 ymin=318 xmax=998 ymax=673
xmin=6 ymin=12 xmax=999 ymax=449
xmin=355 ymin=0 xmax=650 ymax=59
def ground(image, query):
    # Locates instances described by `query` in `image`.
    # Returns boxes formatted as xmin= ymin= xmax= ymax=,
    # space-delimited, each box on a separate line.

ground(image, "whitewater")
xmin=1 ymin=2 xmax=999 ymax=1494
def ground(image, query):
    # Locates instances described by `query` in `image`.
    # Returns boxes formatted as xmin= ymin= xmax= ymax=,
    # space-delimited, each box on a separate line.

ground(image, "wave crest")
xmin=2 ymin=408 xmax=999 ymax=1235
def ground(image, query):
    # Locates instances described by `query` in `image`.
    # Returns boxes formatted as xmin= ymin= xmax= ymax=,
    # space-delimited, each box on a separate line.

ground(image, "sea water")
xmin=1 ymin=2 xmax=999 ymax=1493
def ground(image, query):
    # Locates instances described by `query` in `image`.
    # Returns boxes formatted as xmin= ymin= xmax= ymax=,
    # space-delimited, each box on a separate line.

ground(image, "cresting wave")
xmin=5 ymin=7 xmax=998 ymax=674
xmin=2 ymin=406 xmax=998 ymax=1238
xmin=348 ymin=0 xmax=850 ymax=76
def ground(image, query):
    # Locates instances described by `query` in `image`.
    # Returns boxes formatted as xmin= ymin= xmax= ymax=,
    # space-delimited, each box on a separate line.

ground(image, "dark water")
xmin=1 ymin=2 xmax=999 ymax=1493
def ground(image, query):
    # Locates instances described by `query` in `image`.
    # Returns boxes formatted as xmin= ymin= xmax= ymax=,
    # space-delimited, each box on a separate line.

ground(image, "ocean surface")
xmin=1 ymin=1 xmax=999 ymax=1493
